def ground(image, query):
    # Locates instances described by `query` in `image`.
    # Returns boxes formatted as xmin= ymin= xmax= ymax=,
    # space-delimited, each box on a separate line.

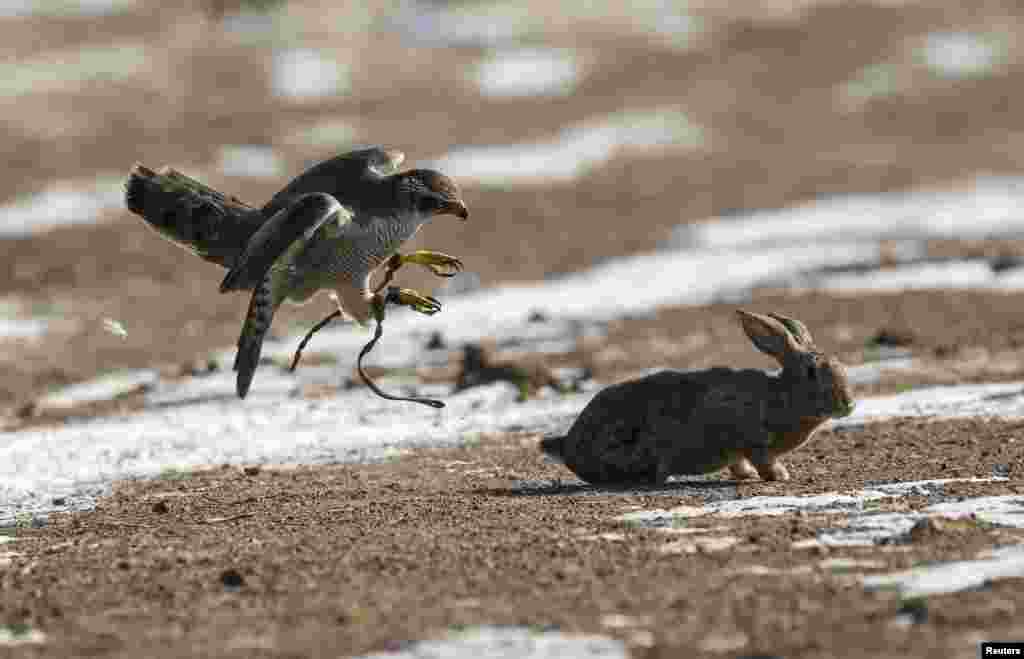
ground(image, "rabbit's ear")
xmin=766 ymin=312 xmax=817 ymax=348
xmin=736 ymin=310 xmax=800 ymax=359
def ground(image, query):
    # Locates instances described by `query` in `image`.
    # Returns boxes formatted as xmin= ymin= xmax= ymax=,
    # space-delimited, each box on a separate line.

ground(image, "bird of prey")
xmin=124 ymin=147 xmax=469 ymax=398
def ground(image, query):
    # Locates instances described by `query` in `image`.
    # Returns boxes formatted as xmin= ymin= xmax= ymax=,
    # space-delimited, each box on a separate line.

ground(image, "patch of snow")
xmin=221 ymin=10 xmax=278 ymax=39
xmin=438 ymin=271 xmax=482 ymax=296
xmin=272 ymin=48 xmax=350 ymax=100
xmin=635 ymin=2 xmax=701 ymax=47
xmin=0 ymin=318 xmax=48 ymax=340
xmin=617 ymin=479 xmax=1012 ymax=545
xmin=782 ymin=258 xmax=1024 ymax=294
xmin=426 ymin=109 xmax=702 ymax=185
xmin=835 ymin=381 xmax=1024 ymax=425
xmin=283 ymin=119 xmax=358 ymax=149
xmin=672 ymin=177 xmax=1024 ymax=249
xmin=0 ymin=624 xmax=46 ymax=646
xmin=144 ymin=369 xmax=295 ymax=408
xmin=0 ymin=298 xmax=76 ymax=339
xmin=619 ymin=492 xmax=892 ymax=523
xmin=0 ymin=177 xmax=125 ymax=236
xmin=0 ymin=380 xmax=597 ymax=524
xmin=926 ymin=496 xmax=1024 ymax=529
xmin=817 ymin=513 xmax=923 ymax=547
xmin=329 ymin=241 xmax=880 ymax=353
xmin=34 ymin=370 xmax=159 ymax=412
xmin=0 ymin=44 xmax=150 ymax=97
xmin=218 ymin=145 xmax=285 ymax=179
xmin=0 ymin=0 xmax=135 ymax=17
xmin=844 ymin=358 xmax=917 ymax=386
xmin=863 ymin=544 xmax=1024 ymax=598
xmin=919 ymin=31 xmax=1007 ymax=79
xmin=801 ymin=260 xmax=999 ymax=293
xmin=386 ymin=0 xmax=699 ymax=50
xmin=475 ymin=48 xmax=580 ymax=98
xmin=354 ymin=625 xmax=627 ymax=659
xmin=993 ymin=265 xmax=1024 ymax=289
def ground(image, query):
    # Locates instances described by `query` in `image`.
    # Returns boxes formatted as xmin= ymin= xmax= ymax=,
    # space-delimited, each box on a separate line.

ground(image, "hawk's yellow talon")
xmin=402 ymin=250 xmax=464 ymax=277
xmin=382 ymin=286 xmax=442 ymax=316
xmin=373 ymin=251 xmax=463 ymax=293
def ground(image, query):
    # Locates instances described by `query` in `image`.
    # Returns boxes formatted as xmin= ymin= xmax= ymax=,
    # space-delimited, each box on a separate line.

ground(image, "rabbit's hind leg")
xmin=728 ymin=458 xmax=759 ymax=480
xmin=753 ymin=459 xmax=790 ymax=481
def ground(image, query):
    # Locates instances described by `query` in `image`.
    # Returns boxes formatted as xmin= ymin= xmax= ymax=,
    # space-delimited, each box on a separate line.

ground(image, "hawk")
xmin=125 ymin=147 xmax=469 ymax=398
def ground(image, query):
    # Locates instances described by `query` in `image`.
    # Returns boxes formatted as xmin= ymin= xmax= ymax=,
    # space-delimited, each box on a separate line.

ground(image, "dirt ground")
xmin=3 ymin=421 xmax=1024 ymax=659
xmin=4 ymin=1 xmax=1024 ymax=657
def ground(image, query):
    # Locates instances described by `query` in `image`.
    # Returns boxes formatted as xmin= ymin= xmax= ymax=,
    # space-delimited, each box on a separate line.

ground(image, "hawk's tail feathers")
xmin=539 ymin=435 xmax=567 ymax=463
xmin=234 ymin=277 xmax=279 ymax=399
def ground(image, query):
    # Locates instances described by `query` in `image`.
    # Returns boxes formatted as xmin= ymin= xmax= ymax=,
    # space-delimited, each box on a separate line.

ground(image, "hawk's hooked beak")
xmin=443 ymin=199 xmax=469 ymax=221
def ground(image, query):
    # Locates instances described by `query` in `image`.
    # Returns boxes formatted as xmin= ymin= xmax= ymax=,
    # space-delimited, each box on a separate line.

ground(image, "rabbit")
xmin=540 ymin=310 xmax=855 ymax=485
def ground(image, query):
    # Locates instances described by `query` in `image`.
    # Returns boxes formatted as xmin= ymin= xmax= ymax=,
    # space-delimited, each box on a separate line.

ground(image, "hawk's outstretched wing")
xmin=220 ymin=192 xmax=349 ymax=293
xmin=259 ymin=147 xmax=405 ymax=221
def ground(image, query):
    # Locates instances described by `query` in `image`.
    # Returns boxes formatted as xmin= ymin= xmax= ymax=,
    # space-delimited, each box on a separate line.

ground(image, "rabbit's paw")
xmin=729 ymin=458 xmax=760 ymax=480
xmin=755 ymin=460 xmax=790 ymax=482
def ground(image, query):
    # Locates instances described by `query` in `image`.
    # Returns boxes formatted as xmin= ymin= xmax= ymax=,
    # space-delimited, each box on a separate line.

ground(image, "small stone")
xmin=221 ymin=569 xmax=245 ymax=589
xmin=425 ymin=331 xmax=446 ymax=350
xmin=989 ymin=254 xmax=1024 ymax=273
xmin=243 ymin=466 xmax=261 ymax=477
xmin=868 ymin=328 xmax=915 ymax=347
xmin=896 ymin=597 xmax=928 ymax=624
xmin=992 ymin=463 xmax=1011 ymax=478
xmin=152 ymin=501 xmax=169 ymax=514
xmin=15 ymin=401 xmax=36 ymax=419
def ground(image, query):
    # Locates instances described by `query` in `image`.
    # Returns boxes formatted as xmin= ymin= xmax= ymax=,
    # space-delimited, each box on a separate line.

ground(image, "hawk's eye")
xmin=417 ymin=196 xmax=441 ymax=213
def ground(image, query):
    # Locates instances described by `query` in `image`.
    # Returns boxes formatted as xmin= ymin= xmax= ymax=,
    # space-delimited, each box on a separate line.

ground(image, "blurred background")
xmin=1 ymin=0 xmax=1023 ymax=408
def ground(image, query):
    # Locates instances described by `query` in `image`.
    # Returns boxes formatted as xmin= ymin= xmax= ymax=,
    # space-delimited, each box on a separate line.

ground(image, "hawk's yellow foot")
xmin=372 ymin=286 xmax=443 ymax=321
xmin=376 ymin=250 xmax=464 ymax=291
xmin=402 ymin=250 xmax=464 ymax=277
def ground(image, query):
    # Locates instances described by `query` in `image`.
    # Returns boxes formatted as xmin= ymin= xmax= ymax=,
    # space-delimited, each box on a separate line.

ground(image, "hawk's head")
xmin=394 ymin=169 xmax=469 ymax=221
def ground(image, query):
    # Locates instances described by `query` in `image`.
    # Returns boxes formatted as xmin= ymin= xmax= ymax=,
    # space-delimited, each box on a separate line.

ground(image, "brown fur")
xmin=541 ymin=310 xmax=855 ymax=485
